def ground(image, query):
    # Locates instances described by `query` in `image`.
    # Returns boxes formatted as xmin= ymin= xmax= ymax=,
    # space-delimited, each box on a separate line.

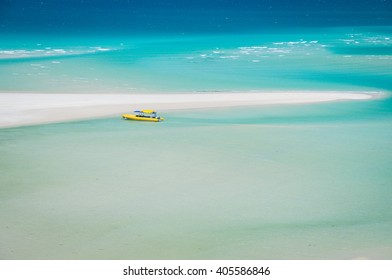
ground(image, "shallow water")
xmin=1 ymin=100 xmax=391 ymax=259
xmin=1 ymin=25 xmax=392 ymax=259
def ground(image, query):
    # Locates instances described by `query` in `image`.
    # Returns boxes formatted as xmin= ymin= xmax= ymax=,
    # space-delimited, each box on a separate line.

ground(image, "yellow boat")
xmin=122 ymin=110 xmax=164 ymax=122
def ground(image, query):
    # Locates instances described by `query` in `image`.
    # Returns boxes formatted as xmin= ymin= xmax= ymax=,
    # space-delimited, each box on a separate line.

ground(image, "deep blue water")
xmin=1 ymin=0 xmax=392 ymax=34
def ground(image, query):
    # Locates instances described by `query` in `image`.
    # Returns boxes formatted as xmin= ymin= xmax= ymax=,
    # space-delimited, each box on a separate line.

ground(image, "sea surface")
xmin=1 ymin=26 xmax=392 ymax=93
xmin=1 ymin=15 xmax=392 ymax=259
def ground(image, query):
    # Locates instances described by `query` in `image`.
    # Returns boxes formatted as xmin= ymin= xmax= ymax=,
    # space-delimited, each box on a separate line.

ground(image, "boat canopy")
xmin=134 ymin=110 xmax=156 ymax=114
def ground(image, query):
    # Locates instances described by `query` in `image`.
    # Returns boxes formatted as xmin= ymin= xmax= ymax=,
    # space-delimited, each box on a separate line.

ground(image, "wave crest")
xmin=0 ymin=46 xmax=115 ymax=60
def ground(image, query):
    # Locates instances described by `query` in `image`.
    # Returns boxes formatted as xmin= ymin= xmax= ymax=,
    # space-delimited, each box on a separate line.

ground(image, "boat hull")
xmin=122 ymin=114 xmax=163 ymax=122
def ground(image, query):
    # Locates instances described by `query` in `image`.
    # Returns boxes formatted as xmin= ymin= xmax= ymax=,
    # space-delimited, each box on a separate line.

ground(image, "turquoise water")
xmin=1 ymin=27 xmax=392 ymax=93
xmin=1 ymin=26 xmax=392 ymax=259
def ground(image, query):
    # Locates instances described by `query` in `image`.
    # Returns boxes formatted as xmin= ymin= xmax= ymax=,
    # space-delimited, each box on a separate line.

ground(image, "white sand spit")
xmin=0 ymin=91 xmax=379 ymax=128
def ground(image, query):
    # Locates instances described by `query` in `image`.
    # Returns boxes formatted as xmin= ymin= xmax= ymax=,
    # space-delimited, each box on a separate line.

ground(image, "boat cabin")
xmin=134 ymin=110 xmax=157 ymax=118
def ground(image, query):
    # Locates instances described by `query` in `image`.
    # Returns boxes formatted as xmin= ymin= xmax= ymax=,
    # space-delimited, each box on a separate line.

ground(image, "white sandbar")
xmin=0 ymin=91 xmax=379 ymax=128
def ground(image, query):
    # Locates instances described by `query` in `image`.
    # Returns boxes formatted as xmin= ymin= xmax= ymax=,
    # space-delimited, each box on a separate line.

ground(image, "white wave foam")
xmin=184 ymin=39 xmax=327 ymax=64
xmin=91 ymin=47 xmax=111 ymax=51
xmin=0 ymin=46 xmax=117 ymax=60
xmin=342 ymin=33 xmax=392 ymax=46
xmin=219 ymin=55 xmax=239 ymax=59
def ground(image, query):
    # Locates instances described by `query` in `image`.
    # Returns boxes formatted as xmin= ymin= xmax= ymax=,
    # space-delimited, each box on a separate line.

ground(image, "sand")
xmin=0 ymin=91 xmax=379 ymax=128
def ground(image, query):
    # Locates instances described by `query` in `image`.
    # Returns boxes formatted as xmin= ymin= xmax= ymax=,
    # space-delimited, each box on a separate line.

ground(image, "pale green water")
xmin=1 ymin=101 xmax=391 ymax=259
